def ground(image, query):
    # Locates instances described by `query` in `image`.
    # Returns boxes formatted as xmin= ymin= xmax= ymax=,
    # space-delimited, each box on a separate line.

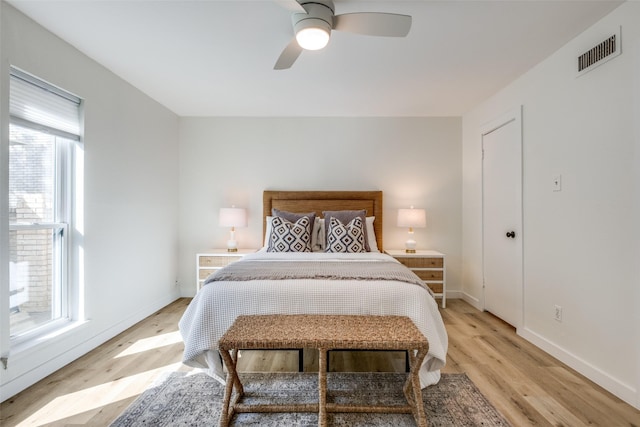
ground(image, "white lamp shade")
xmin=219 ymin=207 xmax=247 ymax=228
xmin=397 ymin=208 xmax=426 ymax=228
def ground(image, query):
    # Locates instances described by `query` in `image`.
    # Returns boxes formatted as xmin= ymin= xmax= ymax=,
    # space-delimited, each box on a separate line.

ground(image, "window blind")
xmin=9 ymin=68 xmax=82 ymax=141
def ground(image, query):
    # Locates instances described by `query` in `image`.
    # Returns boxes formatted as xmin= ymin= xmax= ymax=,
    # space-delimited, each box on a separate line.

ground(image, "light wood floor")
xmin=1 ymin=298 xmax=638 ymax=426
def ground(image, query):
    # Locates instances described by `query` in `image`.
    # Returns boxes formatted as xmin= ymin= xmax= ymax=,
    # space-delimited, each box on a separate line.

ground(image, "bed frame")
xmin=263 ymin=190 xmax=383 ymax=251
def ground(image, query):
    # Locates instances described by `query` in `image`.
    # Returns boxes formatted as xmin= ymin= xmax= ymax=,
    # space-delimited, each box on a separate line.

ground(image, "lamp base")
xmin=405 ymin=238 xmax=417 ymax=254
xmin=227 ymin=238 xmax=238 ymax=253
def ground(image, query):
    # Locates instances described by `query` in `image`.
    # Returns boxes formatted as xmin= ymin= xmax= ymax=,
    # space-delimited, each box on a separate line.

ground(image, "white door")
xmin=482 ymin=108 xmax=522 ymax=328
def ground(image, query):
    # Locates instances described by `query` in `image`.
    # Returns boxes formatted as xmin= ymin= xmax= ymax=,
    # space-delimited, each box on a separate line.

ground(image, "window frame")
xmin=4 ymin=68 xmax=80 ymax=349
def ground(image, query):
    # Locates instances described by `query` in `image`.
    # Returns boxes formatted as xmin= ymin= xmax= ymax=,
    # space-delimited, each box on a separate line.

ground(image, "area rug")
xmin=110 ymin=371 xmax=511 ymax=426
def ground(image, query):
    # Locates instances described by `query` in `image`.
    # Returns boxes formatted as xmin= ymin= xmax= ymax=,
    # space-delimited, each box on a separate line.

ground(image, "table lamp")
xmin=397 ymin=206 xmax=426 ymax=253
xmin=219 ymin=206 xmax=247 ymax=252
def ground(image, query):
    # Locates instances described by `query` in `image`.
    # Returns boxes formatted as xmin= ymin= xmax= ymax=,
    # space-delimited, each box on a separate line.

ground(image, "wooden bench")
xmin=218 ymin=314 xmax=429 ymax=427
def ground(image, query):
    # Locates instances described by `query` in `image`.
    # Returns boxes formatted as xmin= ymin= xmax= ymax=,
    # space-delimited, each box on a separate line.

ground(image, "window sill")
xmin=9 ymin=319 xmax=91 ymax=359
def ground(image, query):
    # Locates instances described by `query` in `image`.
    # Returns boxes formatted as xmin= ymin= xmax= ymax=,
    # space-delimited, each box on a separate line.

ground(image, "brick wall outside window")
xmin=9 ymin=139 xmax=55 ymax=316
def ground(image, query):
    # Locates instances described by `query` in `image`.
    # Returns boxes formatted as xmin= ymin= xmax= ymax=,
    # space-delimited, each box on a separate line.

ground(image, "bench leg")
xmin=404 ymin=348 xmax=428 ymax=427
xmin=219 ymin=349 xmax=243 ymax=427
xmin=318 ymin=348 xmax=328 ymax=427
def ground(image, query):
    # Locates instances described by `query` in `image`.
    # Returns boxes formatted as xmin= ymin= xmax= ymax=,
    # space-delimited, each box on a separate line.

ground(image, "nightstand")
xmin=385 ymin=249 xmax=446 ymax=308
xmin=196 ymin=249 xmax=256 ymax=291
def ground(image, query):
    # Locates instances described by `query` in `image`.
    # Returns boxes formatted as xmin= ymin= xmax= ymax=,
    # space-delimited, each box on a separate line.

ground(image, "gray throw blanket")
xmin=204 ymin=260 xmax=433 ymax=296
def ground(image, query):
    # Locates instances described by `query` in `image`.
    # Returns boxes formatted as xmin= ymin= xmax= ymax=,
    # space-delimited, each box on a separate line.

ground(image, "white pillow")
xmin=263 ymin=216 xmax=274 ymax=247
xmin=311 ymin=217 xmax=322 ymax=251
xmin=366 ymin=216 xmax=379 ymax=252
xmin=314 ymin=218 xmax=325 ymax=251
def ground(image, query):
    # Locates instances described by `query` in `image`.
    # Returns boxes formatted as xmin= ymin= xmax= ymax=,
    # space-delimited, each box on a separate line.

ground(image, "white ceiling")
xmin=8 ymin=0 xmax=622 ymax=117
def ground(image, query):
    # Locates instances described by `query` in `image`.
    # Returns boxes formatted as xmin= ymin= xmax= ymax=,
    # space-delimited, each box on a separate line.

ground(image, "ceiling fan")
xmin=274 ymin=0 xmax=412 ymax=70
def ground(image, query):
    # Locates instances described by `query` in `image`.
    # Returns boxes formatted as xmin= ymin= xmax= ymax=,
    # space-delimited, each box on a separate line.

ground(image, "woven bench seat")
xmin=218 ymin=314 xmax=429 ymax=427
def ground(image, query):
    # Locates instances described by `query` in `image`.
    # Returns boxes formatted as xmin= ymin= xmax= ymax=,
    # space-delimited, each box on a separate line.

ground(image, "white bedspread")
xmin=179 ymin=251 xmax=448 ymax=388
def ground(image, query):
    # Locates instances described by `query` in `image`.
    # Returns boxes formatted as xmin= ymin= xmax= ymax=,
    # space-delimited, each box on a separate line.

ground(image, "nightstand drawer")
xmin=385 ymin=249 xmax=446 ymax=308
xmin=199 ymin=255 xmax=243 ymax=268
xmin=427 ymin=283 xmax=443 ymax=294
xmin=199 ymin=269 xmax=215 ymax=280
xmin=196 ymin=249 xmax=257 ymax=291
xmin=414 ymin=270 xmax=444 ymax=281
xmin=396 ymin=257 xmax=443 ymax=269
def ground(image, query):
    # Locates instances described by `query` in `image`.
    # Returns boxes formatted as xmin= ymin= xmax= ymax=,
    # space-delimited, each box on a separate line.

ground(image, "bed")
xmin=179 ymin=190 xmax=448 ymax=388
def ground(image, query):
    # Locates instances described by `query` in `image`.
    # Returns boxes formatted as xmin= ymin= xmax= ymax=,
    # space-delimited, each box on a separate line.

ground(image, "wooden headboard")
xmin=263 ymin=190 xmax=383 ymax=251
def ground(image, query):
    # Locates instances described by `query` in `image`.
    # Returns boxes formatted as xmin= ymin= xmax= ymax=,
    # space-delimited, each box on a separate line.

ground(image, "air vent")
xmin=576 ymin=27 xmax=621 ymax=77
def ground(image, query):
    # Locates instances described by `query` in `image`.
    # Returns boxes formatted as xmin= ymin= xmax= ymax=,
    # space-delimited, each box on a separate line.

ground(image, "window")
xmin=7 ymin=68 xmax=81 ymax=342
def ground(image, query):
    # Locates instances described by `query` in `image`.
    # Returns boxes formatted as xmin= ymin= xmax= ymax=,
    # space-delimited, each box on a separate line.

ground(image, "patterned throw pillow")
xmin=323 ymin=210 xmax=370 ymax=251
xmin=267 ymin=216 xmax=312 ymax=252
xmin=325 ymin=216 xmax=366 ymax=253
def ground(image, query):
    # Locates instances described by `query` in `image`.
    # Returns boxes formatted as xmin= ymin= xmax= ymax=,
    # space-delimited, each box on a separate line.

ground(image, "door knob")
xmin=506 ymin=231 xmax=516 ymax=239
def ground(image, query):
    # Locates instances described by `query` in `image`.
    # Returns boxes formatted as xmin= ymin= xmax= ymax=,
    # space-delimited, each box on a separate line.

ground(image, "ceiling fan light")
xmin=294 ymin=18 xmax=331 ymax=50
xmin=296 ymin=27 xmax=330 ymax=50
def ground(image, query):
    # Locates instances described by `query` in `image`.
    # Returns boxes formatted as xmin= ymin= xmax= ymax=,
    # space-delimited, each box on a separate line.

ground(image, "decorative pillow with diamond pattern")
xmin=325 ymin=216 xmax=366 ymax=253
xmin=323 ymin=210 xmax=370 ymax=251
xmin=267 ymin=216 xmax=312 ymax=252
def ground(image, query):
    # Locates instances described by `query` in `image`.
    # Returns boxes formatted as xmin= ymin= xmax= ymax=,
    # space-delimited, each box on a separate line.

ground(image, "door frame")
xmin=480 ymin=106 xmax=524 ymax=329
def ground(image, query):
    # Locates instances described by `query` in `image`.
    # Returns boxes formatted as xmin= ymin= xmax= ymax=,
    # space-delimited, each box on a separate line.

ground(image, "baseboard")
xmin=460 ymin=291 xmax=482 ymax=310
xmin=435 ymin=292 xmax=638 ymax=410
xmin=443 ymin=290 xmax=461 ymax=300
xmin=0 ymin=291 xmax=180 ymax=402
xmin=519 ymin=327 xmax=638 ymax=409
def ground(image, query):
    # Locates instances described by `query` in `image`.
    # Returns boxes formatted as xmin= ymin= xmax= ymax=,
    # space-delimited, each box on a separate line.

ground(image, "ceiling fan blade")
xmin=333 ymin=13 xmax=412 ymax=37
xmin=274 ymin=38 xmax=304 ymax=70
xmin=274 ymin=0 xmax=306 ymax=13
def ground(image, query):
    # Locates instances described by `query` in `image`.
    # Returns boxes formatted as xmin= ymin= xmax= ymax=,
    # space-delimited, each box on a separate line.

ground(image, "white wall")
xmin=0 ymin=3 xmax=180 ymax=400
xmin=178 ymin=117 xmax=462 ymax=297
xmin=462 ymin=2 xmax=639 ymax=408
